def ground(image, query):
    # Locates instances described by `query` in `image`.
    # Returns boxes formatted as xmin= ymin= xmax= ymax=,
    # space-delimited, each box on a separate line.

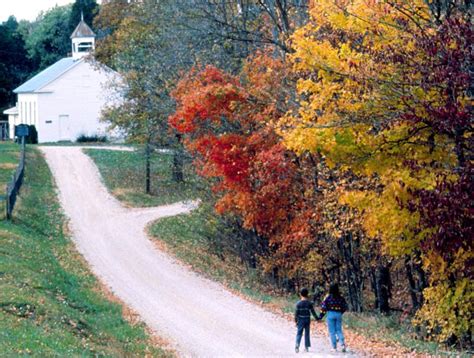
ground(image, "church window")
xmin=78 ymin=42 xmax=93 ymax=52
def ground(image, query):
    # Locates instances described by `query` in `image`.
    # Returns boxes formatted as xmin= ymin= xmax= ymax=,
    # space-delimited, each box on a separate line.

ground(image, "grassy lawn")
xmin=0 ymin=142 xmax=21 ymax=219
xmin=0 ymin=147 xmax=171 ymax=356
xmin=0 ymin=142 xmax=20 ymax=183
xmin=85 ymin=148 xmax=200 ymax=207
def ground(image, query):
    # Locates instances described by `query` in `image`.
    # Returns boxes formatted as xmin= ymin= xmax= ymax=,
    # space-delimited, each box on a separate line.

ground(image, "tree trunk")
xmin=172 ymin=151 xmax=184 ymax=183
xmin=413 ymin=253 xmax=428 ymax=306
xmin=145 ymin=141 xmax=151 ymax=194
xmin=404 ymin=256 xmax=421 ymax=312
xmin=370 ymin=270 xmax=379 ymax=310
xmin=454 ymin=127 xmax=466 ymax=169
xmin=375 ymin=263 xmax=392 ymax=314
xmin=338 ymin=233 xmax=364 ymax=312
xmin=172 ymin=134 xmax=184 ymax=183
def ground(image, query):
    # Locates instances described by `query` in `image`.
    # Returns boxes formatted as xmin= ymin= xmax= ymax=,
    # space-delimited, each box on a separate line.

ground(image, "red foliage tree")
xmin=169 ymin=52 xmax=321 ymax=281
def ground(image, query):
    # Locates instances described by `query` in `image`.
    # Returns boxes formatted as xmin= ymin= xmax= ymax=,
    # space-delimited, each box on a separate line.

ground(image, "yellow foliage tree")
xmin=280 ymin=0 xmax=472 ymax=343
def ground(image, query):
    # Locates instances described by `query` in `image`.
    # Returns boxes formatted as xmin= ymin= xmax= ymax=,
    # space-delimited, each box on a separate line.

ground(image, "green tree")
xmin=100 ymin=1 xmax=194 ymax=192
xmin=0 ymin=16 xmax=34 ymax=115
xmin=19 ymin=5 xmax=72 ymax=71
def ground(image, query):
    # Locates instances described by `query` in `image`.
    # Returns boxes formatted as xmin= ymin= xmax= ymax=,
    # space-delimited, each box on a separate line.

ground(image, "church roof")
xmin=14 ymin=58 xmax=81 ymax=93
xmin=71 ymin=20 xmax=95 ymax=38
xmin=3 ymin=106 xmax=18 ymax=115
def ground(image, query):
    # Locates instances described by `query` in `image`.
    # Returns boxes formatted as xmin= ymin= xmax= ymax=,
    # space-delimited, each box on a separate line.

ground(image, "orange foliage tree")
xmin=169 ymin=52 xmax=327 ymax=285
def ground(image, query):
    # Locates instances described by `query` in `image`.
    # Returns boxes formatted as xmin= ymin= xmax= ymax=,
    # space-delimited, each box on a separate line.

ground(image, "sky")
xmin=0 ymin=0 xmax=100 ymax=23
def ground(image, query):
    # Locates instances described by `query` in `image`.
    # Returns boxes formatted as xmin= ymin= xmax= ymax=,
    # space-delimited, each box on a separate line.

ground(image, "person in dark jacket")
xmin=294 ymin=287 xmax=319 ymax=353
xmin=320 ymin=283 xmax=348 ymax=352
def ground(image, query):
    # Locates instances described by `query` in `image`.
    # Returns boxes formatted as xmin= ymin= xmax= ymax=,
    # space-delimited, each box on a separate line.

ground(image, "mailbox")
xmin=15 ymin=124 xmax=29 ymax=137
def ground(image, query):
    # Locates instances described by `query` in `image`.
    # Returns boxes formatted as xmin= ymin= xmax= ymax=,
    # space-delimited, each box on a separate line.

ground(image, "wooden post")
xmin=21 ymin=135 xmax=25 ymax=155
xmin=6 ymin=183 xmax=10 ymax=220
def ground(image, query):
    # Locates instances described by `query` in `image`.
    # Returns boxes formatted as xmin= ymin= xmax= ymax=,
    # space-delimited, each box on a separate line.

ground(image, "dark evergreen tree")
xmin=0 ymin=16 xmax=35 ymax=116
xmin=69 ymin=0 xmax=99 ymax=34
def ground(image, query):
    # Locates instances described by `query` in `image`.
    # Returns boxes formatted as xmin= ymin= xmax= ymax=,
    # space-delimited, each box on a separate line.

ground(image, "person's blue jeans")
xmin=295 ymin=318 xmax=311 ymax=349
xmin=326 ymin=311 xmax=345 ymax=349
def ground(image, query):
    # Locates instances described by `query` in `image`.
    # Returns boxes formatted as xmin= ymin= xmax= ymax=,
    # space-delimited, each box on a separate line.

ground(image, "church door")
xmin=58 ymin=115 xmax=71 ymax=141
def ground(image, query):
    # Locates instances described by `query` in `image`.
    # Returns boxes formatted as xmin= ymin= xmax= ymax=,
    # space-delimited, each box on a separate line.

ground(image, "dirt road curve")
xmin=41 ymin=146 xmax=339 ymax=357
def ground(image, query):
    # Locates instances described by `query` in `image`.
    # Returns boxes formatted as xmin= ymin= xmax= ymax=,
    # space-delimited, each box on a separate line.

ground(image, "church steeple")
xmin=70 ymin=14 xmax=96 ymax=60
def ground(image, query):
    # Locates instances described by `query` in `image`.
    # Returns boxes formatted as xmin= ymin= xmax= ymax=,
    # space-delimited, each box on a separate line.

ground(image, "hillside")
xmin=0 ymin=144 xmax=170 ymax=356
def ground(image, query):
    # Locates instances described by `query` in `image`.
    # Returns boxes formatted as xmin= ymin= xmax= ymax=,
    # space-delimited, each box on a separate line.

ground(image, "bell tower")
xmin=70 ymin=13 xmax=96 ymax=60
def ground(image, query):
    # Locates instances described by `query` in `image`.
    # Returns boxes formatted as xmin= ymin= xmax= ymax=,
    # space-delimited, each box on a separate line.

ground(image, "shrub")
xmin=26 ymin=125 xmax=38 ymax=144
xmin=76 ymin=133 xmax=107 ymax=143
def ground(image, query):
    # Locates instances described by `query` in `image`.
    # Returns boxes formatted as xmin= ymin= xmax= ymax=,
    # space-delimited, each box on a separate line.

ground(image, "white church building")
xmin=3 ymin=18 xmax=119 ymax=143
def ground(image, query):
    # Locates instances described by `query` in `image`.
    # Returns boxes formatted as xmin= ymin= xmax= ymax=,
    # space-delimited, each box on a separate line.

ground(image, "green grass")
xmin=0 ymin=147 xmax=171 ymax=356
xmin=0 ymin=142 xmax=20 ymax=186
xmin=0 ymin=142 xmax=21 ymax=218
xmin=85 ymin=148 xmax=200 ymax=207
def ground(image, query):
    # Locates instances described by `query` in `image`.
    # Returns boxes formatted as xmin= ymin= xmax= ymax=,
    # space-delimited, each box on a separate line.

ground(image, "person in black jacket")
xmin=294 ymin=287 xmax=320 ymax=353
xmin=319 ymin=283 xmax=348 ymax=352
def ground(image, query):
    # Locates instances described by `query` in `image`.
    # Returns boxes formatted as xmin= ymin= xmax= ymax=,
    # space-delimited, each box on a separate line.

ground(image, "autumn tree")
xmin=280 ymin=0 xmax=472 ymax=342
xmin=93 ymin=0 xmax=135 ymax=68
xmin=169 ymin=51 xmax=372 ymax=306
xmin=170 ymin=53 xmax=301 ymax=278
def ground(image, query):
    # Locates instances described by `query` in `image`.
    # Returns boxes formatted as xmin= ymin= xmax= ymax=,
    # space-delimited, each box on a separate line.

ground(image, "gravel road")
xmin=40 ymin=146 xmax=339 ymax=357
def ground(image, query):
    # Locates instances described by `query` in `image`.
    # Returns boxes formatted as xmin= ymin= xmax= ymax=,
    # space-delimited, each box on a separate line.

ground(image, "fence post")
xmin=21 ymin=136 xmax=25 ymax=161
xmin=5 ymin=183 xmax=10 ymax=220
xmin=5 ymin=142 xmax=25 ymax=220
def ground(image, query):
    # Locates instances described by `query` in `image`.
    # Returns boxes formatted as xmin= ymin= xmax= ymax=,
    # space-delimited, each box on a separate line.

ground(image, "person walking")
xmin=320 ymin=283 xmax=348 ymax=353
xmin=294 ymin=287 xmax=320 ymax=353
